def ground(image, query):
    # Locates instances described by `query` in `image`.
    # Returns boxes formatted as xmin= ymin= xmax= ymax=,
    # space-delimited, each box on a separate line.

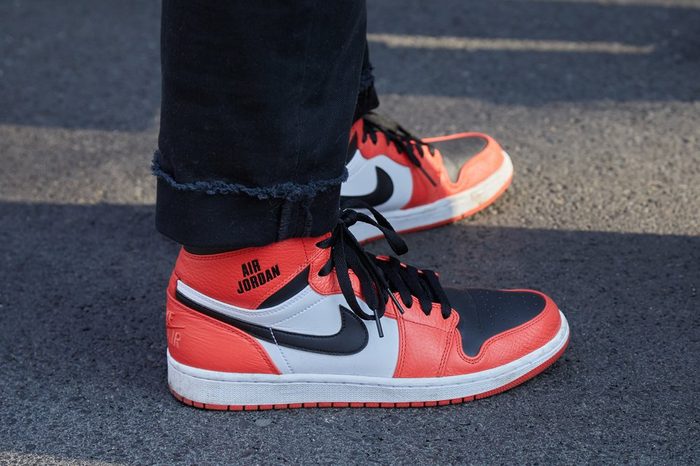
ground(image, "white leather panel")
xmin=342 ymin=152 xmax=413 ymax=211
xmin=176 ymin=280 xmax=400 ymax=377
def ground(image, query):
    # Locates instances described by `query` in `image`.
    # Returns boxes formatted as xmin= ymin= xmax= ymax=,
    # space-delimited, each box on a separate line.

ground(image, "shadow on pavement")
xmin=367 ymin=0 xmax=700 ymax=104
xmin=1 ymin=0 xmax=699 ymax=132
xmin=0 ymin=201 xmax=697 ymax=463
xmin=0 ymin=2 xmax=160 ymax=132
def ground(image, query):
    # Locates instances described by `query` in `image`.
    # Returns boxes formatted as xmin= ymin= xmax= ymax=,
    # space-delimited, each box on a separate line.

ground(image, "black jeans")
xmin=155 ymin=0 xmax=378 ymax=250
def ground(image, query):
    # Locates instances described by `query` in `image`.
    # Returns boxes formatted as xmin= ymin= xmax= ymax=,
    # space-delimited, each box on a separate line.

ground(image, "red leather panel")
xmin=174 ymin=235 xmax=327 ymax=309
xmin=351 ymin=118 xmax=507 ymax=210
xmin=442 ymin=290 xmax=562 ymax=376
xmin=393 ymin=302 xmax=458 ymax=378
xmin=406 ymin=133 xmax=505 ymax=208
xmin=351 ymin=119 xmax=414 ymax=168
xmin=166 ymin=290 xmax=280 ymax=374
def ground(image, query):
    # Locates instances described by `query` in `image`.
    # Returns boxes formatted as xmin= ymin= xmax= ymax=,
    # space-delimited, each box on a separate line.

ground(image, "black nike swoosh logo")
xmin=175 ymin=290 xmax=369 ymax=355
xmin=341 ymin=166 xmax=394 ymax=206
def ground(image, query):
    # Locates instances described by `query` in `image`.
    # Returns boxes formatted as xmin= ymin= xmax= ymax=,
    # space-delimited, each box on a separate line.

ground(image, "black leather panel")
xmin=446 ymin=288 xmax=546 ymax=356
xmin=177 ymin=290 xmax=369 ymax=355
xmin=340 ymin=167 xmax=394 ymax=206
xmin=432 ymin=136 xmax=488 ymax=182
xmin=258 ymin=266 xmax=310 ymax=309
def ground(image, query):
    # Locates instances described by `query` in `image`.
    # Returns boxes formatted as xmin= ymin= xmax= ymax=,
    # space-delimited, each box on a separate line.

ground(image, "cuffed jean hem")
xmin=154 ymin=161 xmax=345 ymax=250
xmin=151 ymin=152 xmax=347 ymax=201
xmin=156 ymin=178 xmax=342 ymax=250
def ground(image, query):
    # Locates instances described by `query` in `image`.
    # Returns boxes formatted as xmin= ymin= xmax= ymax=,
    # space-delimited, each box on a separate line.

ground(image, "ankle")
xmin=171 ymin=235 xmax=328 ymax=309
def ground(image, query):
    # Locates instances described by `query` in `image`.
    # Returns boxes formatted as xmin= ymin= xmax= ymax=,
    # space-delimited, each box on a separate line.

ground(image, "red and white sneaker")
xmin=165 ymin=209 xmax=569 ymax=409
xmin=341 ymin=112 xmax=513 ymax=242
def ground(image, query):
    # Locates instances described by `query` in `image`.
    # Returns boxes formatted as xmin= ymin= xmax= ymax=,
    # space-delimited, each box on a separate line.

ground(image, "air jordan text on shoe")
xmin=166 ymin=208 xmax=569 ymax=410
xmin=341 ymin=113 xmax=514 ymax=242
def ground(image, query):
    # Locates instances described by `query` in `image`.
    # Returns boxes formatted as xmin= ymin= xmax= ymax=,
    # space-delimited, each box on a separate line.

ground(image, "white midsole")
xmin=350 ymin=151 xmax=513 ymax=242
xmin=167 ymin=310 xmax=568 ymax=406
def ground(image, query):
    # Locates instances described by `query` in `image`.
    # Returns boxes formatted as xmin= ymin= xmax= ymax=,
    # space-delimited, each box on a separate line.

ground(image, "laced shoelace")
xmin=316 ymin=205 xmax=452 ymax=337
xmin=361 ymin=112 xmax=437 ymax=169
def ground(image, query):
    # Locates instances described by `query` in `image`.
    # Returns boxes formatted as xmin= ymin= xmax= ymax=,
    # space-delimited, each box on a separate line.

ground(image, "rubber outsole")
xmin=168 ymin=334 xmax=568 ymax=411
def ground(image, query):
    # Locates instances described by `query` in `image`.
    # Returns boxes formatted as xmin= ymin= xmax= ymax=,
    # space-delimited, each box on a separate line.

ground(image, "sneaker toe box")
xmin=443 ymin=288 xmax=564 ymax=375
xmin=426 ymin=132 xmax=504 ymax=184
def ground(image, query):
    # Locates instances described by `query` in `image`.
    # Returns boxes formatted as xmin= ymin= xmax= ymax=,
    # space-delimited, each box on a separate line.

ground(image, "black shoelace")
xmin=361 ymin=112 xmax=437 ymax=169
xmin=316 ymin=206 xmax=452 ymax=337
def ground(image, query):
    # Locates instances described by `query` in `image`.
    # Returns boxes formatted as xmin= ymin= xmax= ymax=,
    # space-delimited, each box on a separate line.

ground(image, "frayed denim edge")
xmin=151 ymin=151 xmax=348 ymax=201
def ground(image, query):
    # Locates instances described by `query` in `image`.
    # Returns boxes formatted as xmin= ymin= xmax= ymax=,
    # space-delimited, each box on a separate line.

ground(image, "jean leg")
xmin=155 ymin=0 xmax=367 ymax=249
xmin=353 ymin=41 xmax=380 ymax=121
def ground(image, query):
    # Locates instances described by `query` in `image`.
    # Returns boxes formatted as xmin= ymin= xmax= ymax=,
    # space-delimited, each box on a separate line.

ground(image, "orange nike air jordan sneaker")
xmin=341 ymin=112 xmax=513 ymax=242
xmin=165 ymin=208 xmax=569 ymax=409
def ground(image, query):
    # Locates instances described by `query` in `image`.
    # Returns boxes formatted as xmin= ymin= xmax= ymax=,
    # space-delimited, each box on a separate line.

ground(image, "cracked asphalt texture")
xmin=1 ymin=0 xmax=698 ymax=464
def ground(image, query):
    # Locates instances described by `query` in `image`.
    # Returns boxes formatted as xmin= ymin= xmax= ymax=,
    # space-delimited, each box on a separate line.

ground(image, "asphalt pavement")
xmin=1 ymin=0 xmax=698 ymax=464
